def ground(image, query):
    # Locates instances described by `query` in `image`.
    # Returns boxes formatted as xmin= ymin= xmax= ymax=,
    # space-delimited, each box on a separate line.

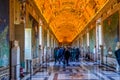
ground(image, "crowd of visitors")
xmin=54 ymin=47 xmax=81 ymax=66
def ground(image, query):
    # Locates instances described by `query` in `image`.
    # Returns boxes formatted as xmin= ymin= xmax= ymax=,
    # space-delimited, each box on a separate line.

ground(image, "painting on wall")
xmin=83 ymin=34 xmax=87 ymax=51
xmin=103 ymin=11 xmax=119 ymax=57
xmin=89 ymin=28 xmax=96 ymax=53
xmin=44 ymin=28 xmax=47 ymax=46
xmin=34 ymin=22 xmax=39 ymax=58
xmin=31 ymin=18 xmax=39 ymax=59
xmin=0 ymin=0 xmax=9 ymax=67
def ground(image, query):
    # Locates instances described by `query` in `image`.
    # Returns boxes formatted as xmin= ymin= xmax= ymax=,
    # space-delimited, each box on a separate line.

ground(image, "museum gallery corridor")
xmin=29 ymin=60 xmax=120 ymax=80
xmin=1 ymin=0 xmax=120 ymax=80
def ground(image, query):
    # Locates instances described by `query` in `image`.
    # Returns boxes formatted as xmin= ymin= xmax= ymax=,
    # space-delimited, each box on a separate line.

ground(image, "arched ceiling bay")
xmin=34 ymin=0 xmax=108 ymax=42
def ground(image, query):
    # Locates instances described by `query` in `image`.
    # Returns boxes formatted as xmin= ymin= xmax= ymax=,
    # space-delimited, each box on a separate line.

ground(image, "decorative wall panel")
xmin=29 ymin=16 xmax=39 ymax=59
xmin=83 ymin=34 xmax=87 ymax=52
xmin=103 ymin=12 xmax=119 ymax=57
xmin=89 ymin=28 xmax=96 ymax=53
xmin=0 ymin=0 xmax=9 ymax=67
xmin=32 ymin=21 xmax=39 ymax=59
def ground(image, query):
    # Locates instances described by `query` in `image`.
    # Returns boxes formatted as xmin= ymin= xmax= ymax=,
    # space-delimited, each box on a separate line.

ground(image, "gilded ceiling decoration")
xmin=34 ymin=0 xmax=108 ymax=42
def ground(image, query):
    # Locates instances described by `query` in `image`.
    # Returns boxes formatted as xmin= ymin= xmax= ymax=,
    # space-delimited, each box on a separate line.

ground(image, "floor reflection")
xmin=31 ymin=60 xmax=120 ymax=80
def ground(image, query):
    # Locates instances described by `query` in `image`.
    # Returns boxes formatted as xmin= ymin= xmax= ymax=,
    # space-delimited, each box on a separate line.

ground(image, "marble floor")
xmin=30 ymin=60 xmax=120 ymax=80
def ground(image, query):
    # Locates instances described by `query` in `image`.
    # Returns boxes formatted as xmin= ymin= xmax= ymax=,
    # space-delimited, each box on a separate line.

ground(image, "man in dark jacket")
xmin=64 ymin=47 xmax=70 ymax=66
xmin=76 ymin=48 xmax=80 ymax=61
xmin=54 ymin=47 xmax=59 ymax=64
xmin=115 ymin=48 xmax=120 ymax=66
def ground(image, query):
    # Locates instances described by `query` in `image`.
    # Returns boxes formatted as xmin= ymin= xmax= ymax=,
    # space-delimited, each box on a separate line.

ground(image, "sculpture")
xmin=11 ymin=40 xmax=20 ymax=80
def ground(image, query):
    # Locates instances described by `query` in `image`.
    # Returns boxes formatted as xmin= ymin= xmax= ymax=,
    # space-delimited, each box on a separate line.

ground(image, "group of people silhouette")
xmin=54 ymin=47 xmax=80 ymax=66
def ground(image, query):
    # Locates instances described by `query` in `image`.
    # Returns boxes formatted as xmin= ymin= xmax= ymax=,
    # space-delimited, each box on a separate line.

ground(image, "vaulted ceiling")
xmin=34 ymin=0 xmax=108 ymax=43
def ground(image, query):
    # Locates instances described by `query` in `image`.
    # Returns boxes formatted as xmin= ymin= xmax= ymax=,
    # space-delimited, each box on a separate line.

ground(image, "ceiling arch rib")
xmin=34 ymin=0 xmax=108 ymax=43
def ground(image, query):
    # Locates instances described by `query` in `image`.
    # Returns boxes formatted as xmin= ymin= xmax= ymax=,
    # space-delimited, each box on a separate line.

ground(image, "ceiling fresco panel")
xmin=34 ymin=0 xmax=108 ymax=42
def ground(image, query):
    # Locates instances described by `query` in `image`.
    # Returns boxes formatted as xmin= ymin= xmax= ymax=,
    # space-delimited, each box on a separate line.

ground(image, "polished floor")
xmin=30 ymin=59 xmax=120 ymax=80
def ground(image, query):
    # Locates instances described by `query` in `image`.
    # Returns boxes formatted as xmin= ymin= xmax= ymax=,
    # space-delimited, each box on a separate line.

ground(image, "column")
xmin=87 ymin=32 xmax=89 ymax=47
xmin=96 ymin=18 xmax=103 ymax=64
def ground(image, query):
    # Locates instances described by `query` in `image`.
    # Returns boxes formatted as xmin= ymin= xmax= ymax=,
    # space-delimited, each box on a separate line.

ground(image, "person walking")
xmin=64 ymin=47 xmax=70 ymax=66
xmin=115 ymin=42 xmax=120 ymax=71
xmin=54 ymin=47 xmax=59 ymax=64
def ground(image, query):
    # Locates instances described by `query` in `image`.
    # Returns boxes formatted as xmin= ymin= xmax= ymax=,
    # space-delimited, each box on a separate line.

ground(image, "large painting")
xmin=30 ymin=17 xmax=39 ymax=59
xmin=0 ymin=0 xmax=9 ymax=67
xmin=103 ymin=12 xmax=119 ymax=57
xmin=44 ymin=28 xmax=47 ymax=46
xmin=83 ymin=34 xmax=87 ymax=51
xmin=89 ymin=28 xmax=96 ymax=53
